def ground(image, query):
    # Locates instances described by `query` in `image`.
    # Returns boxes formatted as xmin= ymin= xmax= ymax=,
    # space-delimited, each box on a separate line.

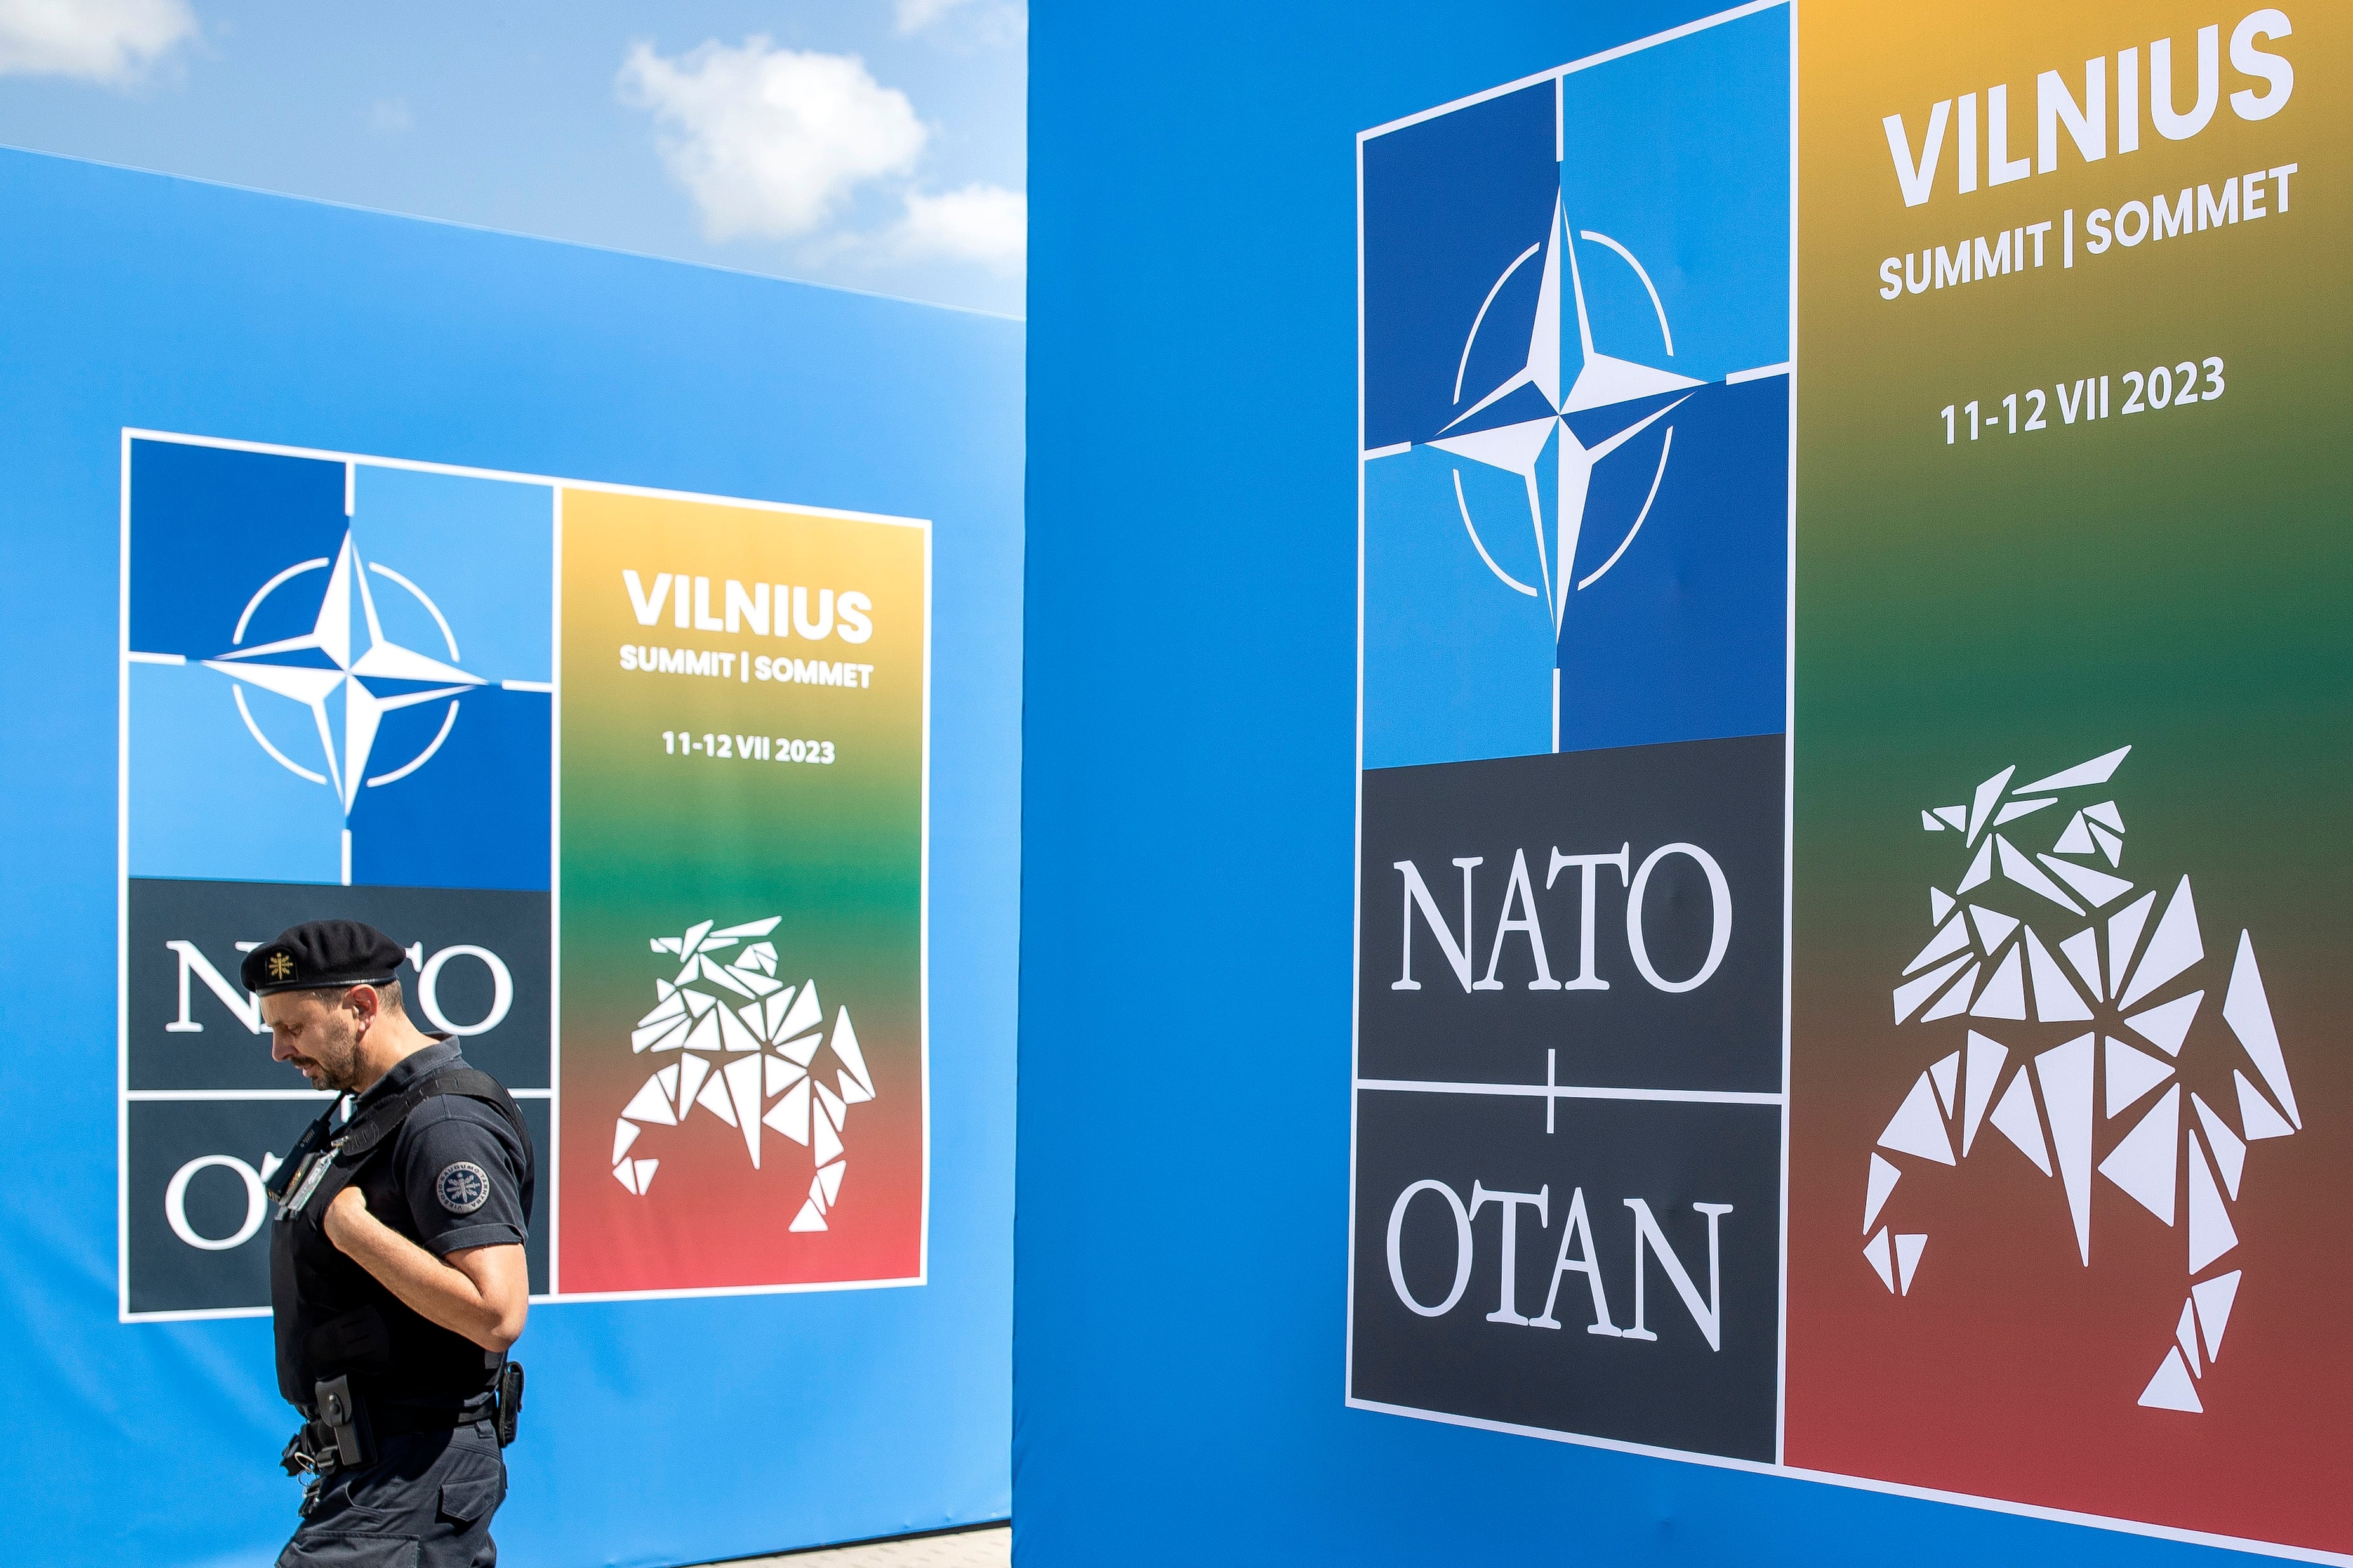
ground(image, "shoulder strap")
xmin=277 ymin=1064 xmax=535 ymax=1237
xmin=333 ymin=1065 xmax=531 ymax=1165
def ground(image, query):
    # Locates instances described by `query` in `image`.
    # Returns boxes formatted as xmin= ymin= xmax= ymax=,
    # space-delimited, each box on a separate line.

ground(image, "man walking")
xmin=247 ymin=919 xmax=533 ymax=1566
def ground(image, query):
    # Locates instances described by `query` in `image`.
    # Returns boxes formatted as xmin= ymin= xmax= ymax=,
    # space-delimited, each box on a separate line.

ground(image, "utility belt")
xmin=281 ymin=1364 xmax=524 ymax=1489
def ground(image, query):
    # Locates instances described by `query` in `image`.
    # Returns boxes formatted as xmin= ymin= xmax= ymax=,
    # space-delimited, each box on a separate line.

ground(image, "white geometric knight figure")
xmin=611 ymin=917 xmax=875 ymax=1234
xmin=203 ymin=528 xmax=488 ymax=810
xmin=1862 ymin=745 xmax=2301 ymax=1415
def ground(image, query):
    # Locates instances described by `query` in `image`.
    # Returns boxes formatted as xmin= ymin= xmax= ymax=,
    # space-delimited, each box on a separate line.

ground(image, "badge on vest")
xmin=278 ymin=1151 xmax=336 ymax=1220
xmin=436 ymin=1162 xmax=491 ymax=1215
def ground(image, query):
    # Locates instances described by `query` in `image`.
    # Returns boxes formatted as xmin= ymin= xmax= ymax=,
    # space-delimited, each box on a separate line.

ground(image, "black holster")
xmin=279 ymin=1374 xmax=374 ymax=1484
xmin=494 ymin=1361 xmax=524 ymax=1448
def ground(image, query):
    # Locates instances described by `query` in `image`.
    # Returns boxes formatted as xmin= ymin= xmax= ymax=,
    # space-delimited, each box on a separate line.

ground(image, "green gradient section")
xmin=1796 ymin=25 xmax=2352 ymax=961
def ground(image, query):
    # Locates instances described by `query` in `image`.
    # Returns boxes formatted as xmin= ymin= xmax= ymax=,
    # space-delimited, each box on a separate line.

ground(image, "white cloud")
xmin=892 ymin=182 xmax=1026 ymax=273
xmin=0 ymin=0 xmax=196 ymax=84
xmin=894 ymin=0 xmax=1026 ymax=45
xmin=892 ymin=0 xmax=969 ymax=32
xmin=618 ymin=36 xmax=927 ymax=243
xmin=367 ymin=96 xmax=411 ymax=136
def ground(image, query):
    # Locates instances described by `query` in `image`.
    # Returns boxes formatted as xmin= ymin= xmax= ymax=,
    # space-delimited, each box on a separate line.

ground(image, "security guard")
xmin=246 ymin=919 xmax=533 ymax=1567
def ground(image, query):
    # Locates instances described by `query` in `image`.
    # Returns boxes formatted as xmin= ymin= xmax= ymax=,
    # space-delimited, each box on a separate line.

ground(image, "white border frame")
xmin=1342 ymin=7 xmax=2352 ymax=1564
xmin=117 ymin=427 xmax=932 ymax=1317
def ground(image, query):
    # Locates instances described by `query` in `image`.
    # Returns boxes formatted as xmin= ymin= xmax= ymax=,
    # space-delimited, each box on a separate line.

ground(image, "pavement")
xmin=721 ymin=1524 xmax=1012 ymax=1568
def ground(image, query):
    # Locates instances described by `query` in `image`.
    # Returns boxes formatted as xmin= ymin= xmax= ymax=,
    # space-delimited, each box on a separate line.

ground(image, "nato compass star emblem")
xmin=1367 ymin=192 xmax=1782 ymax=655
xmin=204 ymin=529 xmax=485 ymax=815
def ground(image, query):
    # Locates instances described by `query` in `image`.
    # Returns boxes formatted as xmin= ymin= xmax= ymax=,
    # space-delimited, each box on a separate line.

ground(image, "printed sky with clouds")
xmin=0 ymin=0 xmax=1025 ymax=316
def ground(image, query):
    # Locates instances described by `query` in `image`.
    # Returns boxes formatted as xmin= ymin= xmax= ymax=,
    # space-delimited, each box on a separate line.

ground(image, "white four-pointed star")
xmin=204 ymin=531 xmax=482 ymax=811
xmin=1424 ymin=194 xmax=1700 ymax=627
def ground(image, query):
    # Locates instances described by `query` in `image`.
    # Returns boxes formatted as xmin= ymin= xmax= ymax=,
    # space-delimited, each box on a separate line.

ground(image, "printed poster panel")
xmin=1786 ymin=1 xmax=2350 ymax=1557
xmin=1349 ymin=6 xmax=1791 ymax=1463
xmin=556 ymin=489 xmax=927 ymax=1295
xmin=119 ymin=433 xmax=927 ymax=1315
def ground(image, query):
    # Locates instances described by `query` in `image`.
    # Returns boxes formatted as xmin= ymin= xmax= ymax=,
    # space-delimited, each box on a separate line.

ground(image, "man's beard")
xmin=298 ymin=1018 xmax=365 ymax=1093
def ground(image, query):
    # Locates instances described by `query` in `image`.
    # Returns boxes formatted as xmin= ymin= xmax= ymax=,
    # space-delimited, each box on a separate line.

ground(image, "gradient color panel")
xmin=1789 ymin=3 xmax=2351 ymax=1553
xmin=556 ymin=487 xmax=927 ymax=1295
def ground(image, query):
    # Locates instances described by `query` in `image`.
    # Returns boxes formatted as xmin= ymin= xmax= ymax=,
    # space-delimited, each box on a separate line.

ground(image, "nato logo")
xmin=126 ymin=437 xmax=553 ymax=892
xmin=1360 ymin=8 xmax=1790 ymax=768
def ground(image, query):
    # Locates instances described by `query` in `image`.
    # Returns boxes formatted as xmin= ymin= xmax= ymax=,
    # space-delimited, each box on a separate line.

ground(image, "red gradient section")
xmin=1787 ymin=952 xmax=2353 ymax=1553
xmin=557 ymin=1011 xmax=924 ymax=1294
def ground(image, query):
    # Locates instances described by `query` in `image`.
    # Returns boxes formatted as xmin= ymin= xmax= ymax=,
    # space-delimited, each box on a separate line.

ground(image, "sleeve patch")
xmin=435 ymin=1161 xmax=492 ymax=1215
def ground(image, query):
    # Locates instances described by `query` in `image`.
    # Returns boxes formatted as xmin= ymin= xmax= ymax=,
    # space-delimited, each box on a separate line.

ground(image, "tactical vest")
xmin=266 ymin=1062 xmax=535 ymax=1411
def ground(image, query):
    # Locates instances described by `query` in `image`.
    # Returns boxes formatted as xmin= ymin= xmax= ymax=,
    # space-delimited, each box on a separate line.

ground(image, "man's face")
xmin=262 ymin=989 xmax=372 ymax=1093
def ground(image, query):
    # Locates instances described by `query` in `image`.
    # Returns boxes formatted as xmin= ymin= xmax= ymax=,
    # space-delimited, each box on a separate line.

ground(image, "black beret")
xmin=241 ymin=919 xmax=408 ymax=996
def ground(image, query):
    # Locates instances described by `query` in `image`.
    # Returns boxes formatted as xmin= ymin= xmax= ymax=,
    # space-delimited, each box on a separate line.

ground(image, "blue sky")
xmin=0 ymin=0 xmax=1026 ymax=316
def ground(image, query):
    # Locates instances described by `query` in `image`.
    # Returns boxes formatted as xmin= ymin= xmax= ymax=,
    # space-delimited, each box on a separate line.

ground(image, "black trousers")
xmin=280 ymin=1418 xmax=507 ymax=1567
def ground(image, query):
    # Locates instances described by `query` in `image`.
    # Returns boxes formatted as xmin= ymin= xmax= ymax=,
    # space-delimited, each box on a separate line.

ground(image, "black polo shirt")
xmin=352 ymin=1038 xmax=529 ymax=1256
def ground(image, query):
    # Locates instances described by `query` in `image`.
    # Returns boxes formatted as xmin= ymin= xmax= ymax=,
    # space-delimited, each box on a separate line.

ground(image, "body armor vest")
xmin=266 ymin=1063 xmax=535 ymax=1411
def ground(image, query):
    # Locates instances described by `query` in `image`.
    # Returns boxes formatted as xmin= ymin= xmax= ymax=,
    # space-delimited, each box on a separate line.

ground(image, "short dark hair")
xmin=373 ymin=979 xmax=407 ymax=1015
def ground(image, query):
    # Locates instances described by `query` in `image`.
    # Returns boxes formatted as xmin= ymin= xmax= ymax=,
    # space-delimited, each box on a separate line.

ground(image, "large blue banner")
xmin=1018 ymin=0 xmax=2317 ymax=1563
xmin=0 ymin=147 xmax=1018 ymax=1567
